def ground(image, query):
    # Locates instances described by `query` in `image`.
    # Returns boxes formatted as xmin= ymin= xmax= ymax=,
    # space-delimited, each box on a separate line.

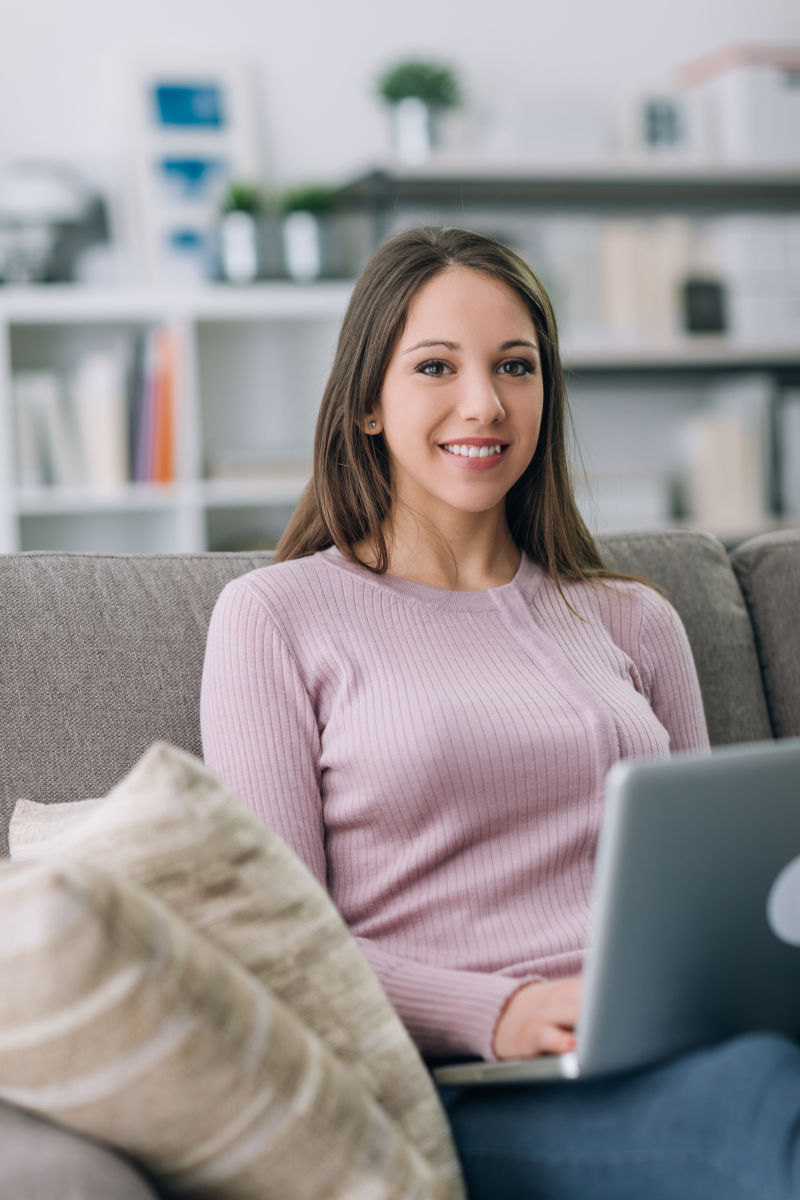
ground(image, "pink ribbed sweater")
xmin=200 ymin=547 xmax=709 ymax=1060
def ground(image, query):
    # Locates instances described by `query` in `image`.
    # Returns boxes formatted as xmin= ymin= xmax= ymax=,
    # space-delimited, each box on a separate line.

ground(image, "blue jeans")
xmin=435 ymin=1033 xmax=800 ymax=1199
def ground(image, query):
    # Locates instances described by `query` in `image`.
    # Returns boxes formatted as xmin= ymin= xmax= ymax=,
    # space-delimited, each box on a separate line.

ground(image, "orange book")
xmin=151 ymin=328 xmax=176 ymax=484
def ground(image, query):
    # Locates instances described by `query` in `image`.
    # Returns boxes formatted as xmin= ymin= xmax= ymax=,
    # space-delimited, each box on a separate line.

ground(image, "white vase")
xmin=282 ymin=211 xmax=322 ymax=282
xmin=220 ymin=211 xmax=259 ymax=284
xmin=391 ymin=97 xmax=436 ymax=164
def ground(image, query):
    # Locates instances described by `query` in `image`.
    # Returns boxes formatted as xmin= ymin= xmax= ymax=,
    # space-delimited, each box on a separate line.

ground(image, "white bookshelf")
xmin=0 ymin=283 xmax=352 ymax=553
xmin=1 ymin=247 xmax=799 ymax=551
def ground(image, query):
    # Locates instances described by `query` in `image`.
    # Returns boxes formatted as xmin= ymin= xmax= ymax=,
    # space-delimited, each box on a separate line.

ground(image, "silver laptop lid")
xmin=576 ymin=737 xmax=800 ymax=1078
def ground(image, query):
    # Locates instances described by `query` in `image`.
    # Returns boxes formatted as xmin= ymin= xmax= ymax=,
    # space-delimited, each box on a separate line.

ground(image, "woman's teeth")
xmin=442 ymin=444 xmax=504 ymax=458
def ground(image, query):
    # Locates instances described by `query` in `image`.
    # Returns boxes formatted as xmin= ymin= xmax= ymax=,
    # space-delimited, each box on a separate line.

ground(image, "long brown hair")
xmin=276 ymin=225 xmax=611 ymax=584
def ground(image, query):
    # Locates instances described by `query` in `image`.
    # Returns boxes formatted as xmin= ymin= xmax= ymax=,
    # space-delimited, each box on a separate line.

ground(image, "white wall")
xmin=1 ymin=0 xmax=799 ymax=191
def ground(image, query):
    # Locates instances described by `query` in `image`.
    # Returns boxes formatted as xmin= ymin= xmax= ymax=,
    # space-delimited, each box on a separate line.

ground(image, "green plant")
xmin=377 ymin=59 xmax=461 ymax=108
xmin=221 ymin=181 xmax=266 ymax=216
xmin=279 ymin=183 xmax=338 ymax=216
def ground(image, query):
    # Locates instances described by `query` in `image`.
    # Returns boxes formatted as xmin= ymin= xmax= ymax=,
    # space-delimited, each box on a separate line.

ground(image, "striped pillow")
xmin=10 ymin=742 xmax=463 ymax=1200
xmin=0 ymin=857 xmax=441 ymax=1199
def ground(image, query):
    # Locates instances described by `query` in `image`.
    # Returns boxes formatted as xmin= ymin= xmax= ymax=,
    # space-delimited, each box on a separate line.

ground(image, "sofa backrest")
xmin=0 ymin=551 xmax=271 ymax=854
xmin=730 ymin=529 xmax=800 ymax=741
xmin=0 ymin=529 xmax=790 ymax=856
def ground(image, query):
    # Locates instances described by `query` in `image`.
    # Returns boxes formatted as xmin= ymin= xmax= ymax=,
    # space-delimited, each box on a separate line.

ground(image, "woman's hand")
xmin=493 ymin=977 xmax=582 ymax=1060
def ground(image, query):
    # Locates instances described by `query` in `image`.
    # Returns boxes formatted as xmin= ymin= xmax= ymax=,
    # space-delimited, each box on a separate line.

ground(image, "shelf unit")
xmin=338 ymin=159 xmax=800 ymax=228
xmin=1 ymin=162 xmax=799 ymax=552
xmin=0 ymin=283 xmax=352 ymax=553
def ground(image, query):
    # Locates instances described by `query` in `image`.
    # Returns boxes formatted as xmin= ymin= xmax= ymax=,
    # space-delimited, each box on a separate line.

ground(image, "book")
xmin=13 ymin=374 xmax=47 ymax=488
xmin=133 ymin=330 xmax=159 ymax=483
xmin=127 ymin=330 xmax=147 ymax=482
xmin=70 ymin=351 xmax=129 ymax=490
xmin=13 ymin=371 xmax=82 ymax=488
xmin=597 ymin=218 xmax=692 ymax=344
xmin=778 ymin=390 xmax=800 ymax=517
xmin=151 ymin=328 xmax=177 ymax=484
xmin=682 ymin=374 xmax=774 ymax=533
xmin=130 ymin=327 xmax=177 ymax=484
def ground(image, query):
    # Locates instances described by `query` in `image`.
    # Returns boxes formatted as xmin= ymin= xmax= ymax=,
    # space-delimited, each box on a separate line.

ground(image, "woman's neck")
xmin=355 ymin=510 xmax=521 ymax=592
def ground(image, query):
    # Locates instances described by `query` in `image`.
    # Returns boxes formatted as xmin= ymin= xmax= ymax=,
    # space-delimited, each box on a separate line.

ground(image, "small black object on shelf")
xmin=682 ymin=277 xmax=727 ymax=334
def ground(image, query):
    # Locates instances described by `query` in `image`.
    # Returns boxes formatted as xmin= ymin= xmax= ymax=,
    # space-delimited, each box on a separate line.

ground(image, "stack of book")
xmin=129 ymin=327 xmax=177 ymax=485
xmin=681 ymin=375 xmax=774 ymax=534
xmin=13 ymin=327 xmax=177 ymax=491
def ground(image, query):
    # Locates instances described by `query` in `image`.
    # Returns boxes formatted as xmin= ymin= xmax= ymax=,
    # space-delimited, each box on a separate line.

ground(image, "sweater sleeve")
xmin=200 ymin=576 xmax=529 ymax=1061
xmin=634 ymin=588 xmax=710 ymax=755
xmin=200 ymin=577 xmax=327 ymax=883
xmin=353 ymin=939 xmax=529 ymax=1061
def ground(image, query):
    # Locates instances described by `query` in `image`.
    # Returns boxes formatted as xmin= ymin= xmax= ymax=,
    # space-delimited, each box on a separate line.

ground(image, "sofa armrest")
xmin=0 ymin=1101 xmax=160 ymax=1200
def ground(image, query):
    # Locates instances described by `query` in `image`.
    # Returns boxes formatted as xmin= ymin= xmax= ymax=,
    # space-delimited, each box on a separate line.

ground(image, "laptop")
xmin=434 ymin=736 xmax=800 ymax=1087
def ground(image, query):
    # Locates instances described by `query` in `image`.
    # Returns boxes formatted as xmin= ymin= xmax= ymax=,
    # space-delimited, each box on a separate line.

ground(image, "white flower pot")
xmin=391 ymin=97 xmax=437 ymax=164
xmin=220 ymin=211 xmax=259 ymax=284
xmin=282 ymin=211 xmax=322 ymax=282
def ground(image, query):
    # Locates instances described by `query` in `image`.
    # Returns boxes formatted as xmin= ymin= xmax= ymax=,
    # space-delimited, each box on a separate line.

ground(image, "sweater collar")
xmin=320 ymin=546 xmax=544 ymax=612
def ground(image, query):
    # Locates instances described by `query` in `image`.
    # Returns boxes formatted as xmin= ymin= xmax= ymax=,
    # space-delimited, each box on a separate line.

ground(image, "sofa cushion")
xmin=730 ymin=529 xmax=800 ymax=739
xmin=0 ymin=856 xmax=440 ymax=1200
xmin=599 ymin=530 xmax=773 ymax=747
xmin=10 ymin=742 xmax=463 ymax=1200
xmin=0 ymin=552 xmax=271 ymax=855
xmin=0 ymin=1100 xmax=159 ymax=1200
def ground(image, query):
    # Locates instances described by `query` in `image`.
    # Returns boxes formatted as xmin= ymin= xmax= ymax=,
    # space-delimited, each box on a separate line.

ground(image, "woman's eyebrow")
xmin=402 ymin=338 xmax=540 ymax=355
xmin=402 ymin=339 xmax=459 ymax=354
xmin=500 ymin=339 xmax=540 ymax=354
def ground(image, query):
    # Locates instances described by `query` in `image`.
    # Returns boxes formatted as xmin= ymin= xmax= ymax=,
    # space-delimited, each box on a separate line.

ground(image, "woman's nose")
xmin=456 ymin=372 xmax=506 ymax=422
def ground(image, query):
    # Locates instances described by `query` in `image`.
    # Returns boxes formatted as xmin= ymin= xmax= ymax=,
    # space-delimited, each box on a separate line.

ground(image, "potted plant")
xmin=278 ymin=183 xmax=339 ymax=283
xmin=376 ymin=59 xmax=461 ymax=163
xmin=218 ymin=180 xmax=267 ymax=284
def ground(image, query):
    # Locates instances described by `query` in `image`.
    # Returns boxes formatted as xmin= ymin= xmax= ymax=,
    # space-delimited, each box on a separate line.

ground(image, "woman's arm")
xmin=634 ymin=587 xmax=711 ymax=754
xmin=200 ymin=578 xmax=327 ymax=882
xmin=354 ymin=937 xmax=534 ymax=1060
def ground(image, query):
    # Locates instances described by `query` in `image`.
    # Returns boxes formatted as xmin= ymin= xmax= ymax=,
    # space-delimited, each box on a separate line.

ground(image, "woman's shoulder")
xmin=213 ymin=548 xmax=371 ymax=634
xmin=553 ymin=570 xmax=682 ymax=642
xmin=217 ymin=550 xmax=333 ymax=609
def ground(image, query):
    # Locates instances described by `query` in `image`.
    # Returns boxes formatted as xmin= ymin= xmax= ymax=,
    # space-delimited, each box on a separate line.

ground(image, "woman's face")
xmin=368 ymin=266 xmax=544 ymax=528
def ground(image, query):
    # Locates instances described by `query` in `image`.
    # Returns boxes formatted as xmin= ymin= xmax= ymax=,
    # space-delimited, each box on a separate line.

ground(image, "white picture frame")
xmin=126 ymin=56 xmax=261 ymax=283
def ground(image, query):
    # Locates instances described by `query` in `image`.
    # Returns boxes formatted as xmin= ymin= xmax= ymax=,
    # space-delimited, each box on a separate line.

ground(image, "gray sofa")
xmin=0 ymin=526 xmax=798 ymax=1198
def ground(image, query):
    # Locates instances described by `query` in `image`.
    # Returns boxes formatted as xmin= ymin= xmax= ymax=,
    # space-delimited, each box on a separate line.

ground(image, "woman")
xmin=201 ymin=227 xmax=800 ymax=1199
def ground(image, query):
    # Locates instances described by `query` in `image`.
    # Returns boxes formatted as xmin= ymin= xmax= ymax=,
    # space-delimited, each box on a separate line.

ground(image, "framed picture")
xmin=127 ymin=57 xmax=261 ymax=282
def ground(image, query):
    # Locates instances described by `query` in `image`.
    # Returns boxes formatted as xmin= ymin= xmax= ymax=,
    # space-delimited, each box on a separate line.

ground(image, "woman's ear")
xmin=361 ymin=413 xmax=382 ymax=435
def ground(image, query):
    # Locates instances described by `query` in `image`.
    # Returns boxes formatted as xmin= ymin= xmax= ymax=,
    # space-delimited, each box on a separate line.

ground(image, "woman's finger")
xmin=530 ymin=1023 xmax=577 ymax=1057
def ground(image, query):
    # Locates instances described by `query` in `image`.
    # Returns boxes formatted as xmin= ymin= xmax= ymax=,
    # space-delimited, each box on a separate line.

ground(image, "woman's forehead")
xmin=400 ymin=267 xmax=538 ymax=344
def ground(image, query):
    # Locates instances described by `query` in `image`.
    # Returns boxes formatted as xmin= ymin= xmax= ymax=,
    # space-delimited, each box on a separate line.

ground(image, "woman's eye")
xmin=417 ymin=360 xmax=451 ymax=377
xmin=498 ymin=359 xmax=534 ymax=377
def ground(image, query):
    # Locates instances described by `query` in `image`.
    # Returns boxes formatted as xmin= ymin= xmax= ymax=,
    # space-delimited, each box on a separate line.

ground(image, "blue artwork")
xmin=152 ymin=84 xmax=227 ymax=129
xmin=167 ymin=228 xmax=206 ymax=251
xmin=162 ymin=227 xmax=211 ymax=278
xmin=157 ymin=158 xmax=228 ymax=203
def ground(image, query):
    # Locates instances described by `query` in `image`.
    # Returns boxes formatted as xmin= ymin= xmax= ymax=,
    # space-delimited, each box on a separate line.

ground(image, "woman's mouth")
xmin=439 ymin=441 xmax=509 ymax=469
xmin=441 ymin=442 xmax=505 ymax=458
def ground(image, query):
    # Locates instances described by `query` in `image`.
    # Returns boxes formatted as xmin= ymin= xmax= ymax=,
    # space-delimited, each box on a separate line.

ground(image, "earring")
xmin=367 ymin=420 xmax=377 ymax=430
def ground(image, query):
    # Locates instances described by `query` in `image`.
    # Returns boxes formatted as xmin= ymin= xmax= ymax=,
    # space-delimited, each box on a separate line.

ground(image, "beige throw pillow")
xmin=0 ymin=857 xmax=440 ymax=1199
xmin=10 ymin=742 xmax=463 ymax=1200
